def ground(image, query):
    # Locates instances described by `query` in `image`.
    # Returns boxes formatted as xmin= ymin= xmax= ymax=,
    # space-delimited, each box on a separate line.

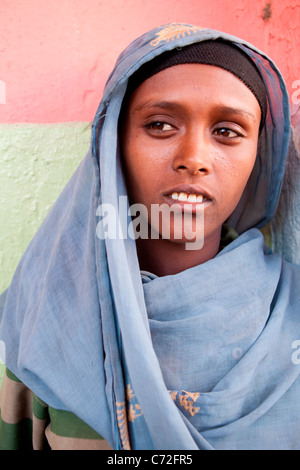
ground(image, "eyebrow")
xmin=217 ymin=106 xmax=258 ymax=122
xmin=133 ymin=100 xmax=183 ymax=113
xmin=133 ymin=101 xmax=258 ymax=122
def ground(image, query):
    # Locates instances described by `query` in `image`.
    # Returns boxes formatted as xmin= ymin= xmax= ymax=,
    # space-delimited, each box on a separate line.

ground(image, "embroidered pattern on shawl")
xmin=150 ymin=24 xmax=204 ymax=47
xmin=169 ymin=391 xmax=200 ymax=417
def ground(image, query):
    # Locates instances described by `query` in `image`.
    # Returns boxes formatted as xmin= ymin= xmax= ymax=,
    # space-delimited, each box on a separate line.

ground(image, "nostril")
xmin=177 ymin=165 xmax=208 ymax=174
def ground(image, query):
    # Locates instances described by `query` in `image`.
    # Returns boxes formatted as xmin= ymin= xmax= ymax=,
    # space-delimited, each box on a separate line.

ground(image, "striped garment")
xmin=0 ymin=367 xmax=111 ymax=450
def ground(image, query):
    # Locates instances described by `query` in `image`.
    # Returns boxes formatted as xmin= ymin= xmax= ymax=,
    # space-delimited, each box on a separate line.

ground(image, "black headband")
xmin=126 ymin=40 xmax=267 ymax=131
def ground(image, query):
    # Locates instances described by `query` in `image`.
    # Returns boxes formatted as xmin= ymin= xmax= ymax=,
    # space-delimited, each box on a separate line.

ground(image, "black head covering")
xmin=126 ymin=40 xmax=267 ymax=131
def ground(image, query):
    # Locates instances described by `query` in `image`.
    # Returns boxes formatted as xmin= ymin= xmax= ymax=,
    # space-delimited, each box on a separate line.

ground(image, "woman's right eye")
xmin=146 ymin=122 xmax=174 ymax=132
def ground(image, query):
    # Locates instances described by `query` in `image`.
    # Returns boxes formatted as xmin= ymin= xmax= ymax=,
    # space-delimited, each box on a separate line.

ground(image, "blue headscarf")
xmin=1 ymin=24 xmax=299 ymax=450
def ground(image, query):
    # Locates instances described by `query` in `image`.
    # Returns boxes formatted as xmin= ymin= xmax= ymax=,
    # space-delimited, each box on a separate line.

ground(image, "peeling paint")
xmin=261 ymin=2 xmax=272 ymax=21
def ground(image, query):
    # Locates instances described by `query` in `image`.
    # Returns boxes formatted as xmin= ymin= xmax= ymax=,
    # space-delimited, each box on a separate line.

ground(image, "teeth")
xmin=178 ymin=192 xmax=188 ymax=202
xmin=170 ymin=192 xmax=204 ymax=203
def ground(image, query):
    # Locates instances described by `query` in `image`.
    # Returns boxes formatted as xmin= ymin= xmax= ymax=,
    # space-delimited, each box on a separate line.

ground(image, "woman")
xmin=0 ymin=23 xmax=299 ymax=450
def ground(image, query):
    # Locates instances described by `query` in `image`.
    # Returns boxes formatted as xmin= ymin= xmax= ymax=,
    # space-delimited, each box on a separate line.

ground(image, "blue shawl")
xmin=1 ymin=24 xmax=299 ymax=450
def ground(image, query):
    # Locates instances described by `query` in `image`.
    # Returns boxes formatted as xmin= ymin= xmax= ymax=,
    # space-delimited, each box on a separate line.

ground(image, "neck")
xmin=136 ymin=229 xmax=222 ymax=277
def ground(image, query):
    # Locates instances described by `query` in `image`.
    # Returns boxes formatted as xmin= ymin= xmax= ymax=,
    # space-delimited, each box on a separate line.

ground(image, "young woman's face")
xmin=121 ymin=63 xmax=261 ymax=246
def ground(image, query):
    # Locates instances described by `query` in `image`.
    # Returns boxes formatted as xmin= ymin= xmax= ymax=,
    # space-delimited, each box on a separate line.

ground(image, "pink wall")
xmin=1 ymin=0 xmax=299 ymax=123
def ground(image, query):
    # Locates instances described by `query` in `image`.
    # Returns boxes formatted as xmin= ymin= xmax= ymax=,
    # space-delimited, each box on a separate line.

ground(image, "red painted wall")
xmin=0 ymin=0 xmax=299 ymax=123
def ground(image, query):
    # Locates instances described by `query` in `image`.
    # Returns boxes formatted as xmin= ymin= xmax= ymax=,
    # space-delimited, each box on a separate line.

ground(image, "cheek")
xmin=216 ymin=151 xmax=257 ymax=201
xmin=123 ymin=134 xmax=170 ymax=183
xmin=122 ymin=142 xmax=158 ymax=204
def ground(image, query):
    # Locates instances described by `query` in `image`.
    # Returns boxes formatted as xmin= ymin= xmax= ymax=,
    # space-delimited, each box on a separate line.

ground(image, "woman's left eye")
xmin=213 ymin=127 xmax=242 ymax=138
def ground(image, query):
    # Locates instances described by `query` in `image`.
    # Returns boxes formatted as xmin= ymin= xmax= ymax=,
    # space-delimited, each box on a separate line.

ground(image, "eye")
xmin=146 ymin=121 xmax=174 ymax=132
xmin=213 ymin=127 xmax=243 ymax=139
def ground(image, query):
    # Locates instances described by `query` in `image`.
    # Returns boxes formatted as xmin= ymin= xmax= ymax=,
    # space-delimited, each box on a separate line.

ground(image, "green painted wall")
xmin=0 ymin=123 xmax=91 ymax=382
xmin=0 ymin=123 xmax=91 ymax=293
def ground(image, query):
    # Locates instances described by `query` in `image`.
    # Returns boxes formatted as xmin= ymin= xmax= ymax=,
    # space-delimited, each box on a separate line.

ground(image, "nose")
xmin=172 ymin=129 xmax=213 ymax=175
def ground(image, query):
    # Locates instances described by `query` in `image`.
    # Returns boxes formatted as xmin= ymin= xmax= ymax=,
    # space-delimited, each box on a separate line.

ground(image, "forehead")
xmin=126 ymin=63 xmax=260 ymax=117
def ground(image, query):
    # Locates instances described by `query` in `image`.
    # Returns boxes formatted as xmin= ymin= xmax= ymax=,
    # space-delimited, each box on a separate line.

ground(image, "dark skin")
xmin=121 ymin=64 xmax=261 ymax=276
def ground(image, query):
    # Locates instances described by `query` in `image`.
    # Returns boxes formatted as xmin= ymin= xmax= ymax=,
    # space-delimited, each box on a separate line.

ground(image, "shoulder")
xmin=0 ymin=368 xmax=111 ymax=450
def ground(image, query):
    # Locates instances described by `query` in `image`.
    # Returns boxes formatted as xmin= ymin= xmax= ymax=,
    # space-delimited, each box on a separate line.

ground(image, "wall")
xmin=0 ymin=1 xmax=300 ymax=375
xmin=1 ymin=0 xmax=300 ymax=292
xmin=1 ymin=0 xmax=300 ymax=125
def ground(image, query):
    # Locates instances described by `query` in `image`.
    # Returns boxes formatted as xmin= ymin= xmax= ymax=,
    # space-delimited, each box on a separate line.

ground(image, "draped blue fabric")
xmin=1 ymin=24 xmax=299 ymax=449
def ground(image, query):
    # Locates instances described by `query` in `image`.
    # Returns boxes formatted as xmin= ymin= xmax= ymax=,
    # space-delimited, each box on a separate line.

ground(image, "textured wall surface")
xmin=0 ymin=123 xmax=90 ymax=292
xmin=0 ymin=0 xmax=299 ymax=123
xmin=1 ymin=0 xmax=300 ymax=379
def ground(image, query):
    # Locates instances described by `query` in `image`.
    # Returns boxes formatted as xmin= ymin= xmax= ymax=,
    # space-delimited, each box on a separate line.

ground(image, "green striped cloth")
xmin=0 ymin=367 xmax=111 ymax=450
